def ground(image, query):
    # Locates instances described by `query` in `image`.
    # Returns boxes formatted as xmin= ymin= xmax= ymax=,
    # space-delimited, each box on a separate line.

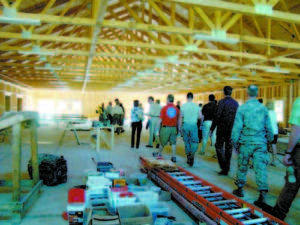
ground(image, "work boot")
xmin=189 ymin=155 xmax=195 ymax=167
xmin=232 ymin=187 xmax=244 ymax=197
xmin=218 ymin=170 xmax=228 ymax=176
xmin=254 ymin=190 xmax=268 ymax=207
xmin=186 ymin=153 xmax=191 ymax=164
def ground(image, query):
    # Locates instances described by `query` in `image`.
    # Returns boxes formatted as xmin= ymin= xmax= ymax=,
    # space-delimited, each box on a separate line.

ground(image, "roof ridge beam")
xmin=82 ymin=0 xmax=109 ymax=92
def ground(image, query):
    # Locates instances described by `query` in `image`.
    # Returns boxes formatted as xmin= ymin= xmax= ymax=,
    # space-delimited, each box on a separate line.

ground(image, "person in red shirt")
xmin=153 ymin=94 xmax=180 ymax=162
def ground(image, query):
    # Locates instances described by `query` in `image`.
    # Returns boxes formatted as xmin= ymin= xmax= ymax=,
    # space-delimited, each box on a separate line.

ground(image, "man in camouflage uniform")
xmin=265 ymin=96 xmax=300 ymax=220
xmin=231 ymin=85 xmax=274 ymax=206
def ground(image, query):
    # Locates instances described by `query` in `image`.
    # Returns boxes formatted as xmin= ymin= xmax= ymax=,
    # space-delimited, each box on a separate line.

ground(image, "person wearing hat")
xmin=231 ymin=85 xmax=274 ymax=207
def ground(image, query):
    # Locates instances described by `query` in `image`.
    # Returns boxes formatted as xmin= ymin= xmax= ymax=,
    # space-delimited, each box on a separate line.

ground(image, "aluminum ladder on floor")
xmin=139 ymin=157 xmax=288 ymax=225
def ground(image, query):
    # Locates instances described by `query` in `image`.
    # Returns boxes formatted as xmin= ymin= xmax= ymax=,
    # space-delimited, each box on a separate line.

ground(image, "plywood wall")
xmin=0 ymin=80 xmax=30 ymax=115
xmin=196 ymin=80 xmax=300 ymax=128
xmin=29 ymin=90 xmax=186 ymax=119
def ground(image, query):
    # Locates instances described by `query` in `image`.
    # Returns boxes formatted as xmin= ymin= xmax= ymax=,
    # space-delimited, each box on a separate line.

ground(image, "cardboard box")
xmin=92 ymin=207 xmax=120 ymax=225
xmin=118 ymin=204 xmax=153 ymax=225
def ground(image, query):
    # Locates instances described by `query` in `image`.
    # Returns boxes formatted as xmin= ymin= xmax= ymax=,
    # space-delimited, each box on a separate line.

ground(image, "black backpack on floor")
xmin=28 ymin=153 xmax=68 ymax=186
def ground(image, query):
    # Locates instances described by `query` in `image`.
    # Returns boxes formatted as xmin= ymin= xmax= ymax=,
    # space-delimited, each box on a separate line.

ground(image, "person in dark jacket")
xmin=200 ymin=95 xmax=217 ymax=155
xmin=210 ymin=86 xmax=239 ymax=175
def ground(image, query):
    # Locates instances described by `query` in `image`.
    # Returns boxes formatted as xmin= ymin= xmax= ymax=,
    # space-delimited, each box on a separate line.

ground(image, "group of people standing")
xmin=96 ymin=99 xmax=125 ymax=133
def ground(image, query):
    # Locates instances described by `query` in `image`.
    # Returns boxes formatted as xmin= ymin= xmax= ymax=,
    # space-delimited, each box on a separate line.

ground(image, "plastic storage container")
xmin=96 ymin=162 xmax=114 ymax=172
xmin=136 ymin=191 xmax=159 ymax=203
xmin=150 ymin=186 xmax=161 ymax=193
xmin=109 ymin=189 xmax=137 ymax=213
xmin=148 ymin=202 xmax=169 ymax=221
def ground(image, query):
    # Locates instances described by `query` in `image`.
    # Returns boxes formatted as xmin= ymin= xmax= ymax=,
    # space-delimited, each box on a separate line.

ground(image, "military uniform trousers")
xmin=273 ymin=145 xmax=300 ymax=220
xmin=235 ymin=144 xmax=269 ymax=191
xmin=182 ymin=123 xmax=199 ymax=155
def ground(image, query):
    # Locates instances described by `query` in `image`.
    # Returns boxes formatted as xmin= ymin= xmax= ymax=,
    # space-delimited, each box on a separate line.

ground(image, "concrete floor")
xmin=0 ymin=122 xmax=299 ymax=225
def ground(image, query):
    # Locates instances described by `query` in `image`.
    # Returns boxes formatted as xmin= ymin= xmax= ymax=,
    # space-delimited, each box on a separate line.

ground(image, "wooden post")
xmin=289 ymin=80 xmax=294 ymax=124
xmin=30 ymin=120 xmax=39 ymax=185
xmin=263 ymin=86 xmax=267 ymax=104
xmin=12 ymin=123 xmax=21 ymax=202
xmin=111 ymin=126 xmax=114 ymax=150
xmin=96 ymin=127 xmax=100 ymax=153
xmin=282 ymin=83 xmax=288 ymax=128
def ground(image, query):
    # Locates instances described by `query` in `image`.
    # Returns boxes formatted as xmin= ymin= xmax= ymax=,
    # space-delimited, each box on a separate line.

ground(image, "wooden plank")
xmin=21 ymin=180 xmax=43 ymax=214
xmin=12 ymin=123 xmax=21 ymax=202
xmin=0 ymin=202 xmax=23 ymax=211
xmin=30 ymin=120 xmax=39 ymax=185
xmin=0 ymin=112 xmax=38 ymax=130
xmin=0 ymin=180 xmax=33 ymax=188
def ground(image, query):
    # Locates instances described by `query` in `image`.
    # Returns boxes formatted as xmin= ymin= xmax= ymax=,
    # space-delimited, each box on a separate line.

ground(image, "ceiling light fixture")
xmin=0 ymin=7 xmax=41 ymax=25
xmin=265 ymin=65 xmax=290 ymax=74
xmin=19 ymin=45 xmax=54 ymax=56
xmin=255 ymin=3 xmax=273 ymax=15
xmin=225 ymin=75 xmax=246 ymax=81
xmin=194 ymin=29 xmax=239 ymax=44
xmin=184 ymin=44 xmax=198 ymax=52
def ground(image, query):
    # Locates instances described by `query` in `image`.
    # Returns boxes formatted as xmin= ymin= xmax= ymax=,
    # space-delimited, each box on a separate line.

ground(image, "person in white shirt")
xmin=112 ymin=99 xmax=124 ymax=134
xmin=266 ymin=101 xmax=278 ymax=166
xmin=178 ymin=92 xmax=203 ymax=166
xmin=145 ymin=96 xmax=162 ymax=148
xmin=106 ymin=101 xmax=113 ymax=124
xmin=131 ymin=100 xmax=144 ymax=150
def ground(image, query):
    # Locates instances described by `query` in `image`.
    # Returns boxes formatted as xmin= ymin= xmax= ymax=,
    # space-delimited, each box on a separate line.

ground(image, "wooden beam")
xmin=220 ymin=12 xmax=232 ymax=25
xmin=267 ymin=19 xmax=271 ymax=56
xmin=12 ymin=123 xmax=21 ymax=202
xmin=159 ymin=0 xmax=300 ymax=24
xmin=10 ymin=12 xmax=300 ymax=50
xmin=215 ymin=10 xmax=221 ymax=29
xmin=170 ymin=2 xmax=176 ymax=44
xmin=269 ymin=0 xmax=280 ymax=7
xmin=148 ymin=0 xmax=188 ymax=45
xmin=121 ymin=0 xmax=171 ymax=55
xmin=2 ymin=44 xmax=300 ymax=75
xmin=12 ymin=0 xmax=23 ymax=9
xmin=30 ymin=120 xmax=39 ymax=185
xmin=270 ymin=49 xmax=300 ymax=59
xmin=28 ymin=0 xmax=56 ymax=32
xmin=1 ymin=0 xmax=9 ymax=7
xmin=223 ymin=14 xmax=242 ymax=31
xmin=252 ymin=16 xmax=265 ymax=38
xmin=4 ymin=33 xmax=300 ymax=66
xmin=193 ymin=7 xmax=215 ymax=29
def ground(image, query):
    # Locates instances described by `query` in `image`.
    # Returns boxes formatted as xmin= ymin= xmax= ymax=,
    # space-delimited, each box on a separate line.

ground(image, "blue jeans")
xmin=182 ymin=123 xmax=199 ymax=155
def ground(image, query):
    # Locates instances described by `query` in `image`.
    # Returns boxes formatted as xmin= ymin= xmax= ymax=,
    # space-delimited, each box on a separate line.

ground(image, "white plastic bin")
xmin=136 ymin=191 xmax=159 ymax=203
xmin=148 ymin=202 xmax=169 ymax=221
